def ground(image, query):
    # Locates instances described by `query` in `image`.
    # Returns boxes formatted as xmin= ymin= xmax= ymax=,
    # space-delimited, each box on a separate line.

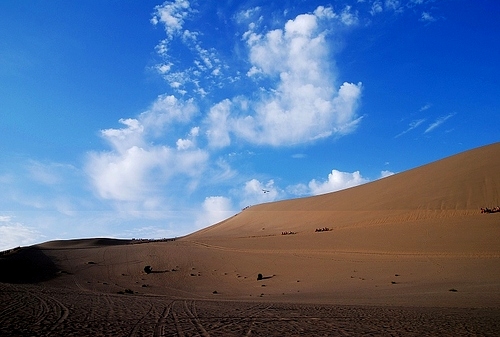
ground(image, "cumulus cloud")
xmin=380 ymin=170 xmax=395 ymax=178
xmin=308 ymin=169 xmax=368 ymax=195
xmin=177 ymin=127 xmax=200 ymax=150
xmin=86 ymin=95 xmax=208 ymax=208
xmin=206 ymin=7 xmax=363 ymax=147
xmin=239 ymin=179 xmax=280 ymax=208
xmin=195 ymin=196 xmax=235 ymax=228
xmin=151 ymin=0 xmax=191 ymax=39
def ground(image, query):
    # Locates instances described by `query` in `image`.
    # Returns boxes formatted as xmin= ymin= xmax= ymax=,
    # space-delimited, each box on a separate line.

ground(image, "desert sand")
xmin=1 ymin=142 xmax=500 ymax=336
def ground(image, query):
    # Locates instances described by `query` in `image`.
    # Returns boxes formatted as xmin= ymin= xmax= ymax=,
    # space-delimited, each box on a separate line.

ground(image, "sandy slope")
xmin=1 ymin=143 xmax=499 ymax=312
xmin=1 ymin=143 xmax=500 ymax=335
xmin=0 ymin=142 xmax=487 ymax=307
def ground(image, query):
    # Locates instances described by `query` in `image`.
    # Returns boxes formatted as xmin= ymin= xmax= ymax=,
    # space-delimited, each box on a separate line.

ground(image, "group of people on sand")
xmin=281 ymin=228 xmax=333 ymax=234
xmin=481 ymin=206 xmax=500 ymax=213
xmin=130 ymin=238 xmax=176 ymax=244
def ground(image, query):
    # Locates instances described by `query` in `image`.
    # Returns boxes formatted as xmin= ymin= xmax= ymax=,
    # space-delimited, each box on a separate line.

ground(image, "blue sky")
xmin=1 ymin=0 xmax=498 ymax=250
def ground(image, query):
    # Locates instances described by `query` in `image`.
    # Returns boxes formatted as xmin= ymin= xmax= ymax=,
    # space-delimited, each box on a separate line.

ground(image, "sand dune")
xmin=1 ymin=142 xmax=500 ymax=335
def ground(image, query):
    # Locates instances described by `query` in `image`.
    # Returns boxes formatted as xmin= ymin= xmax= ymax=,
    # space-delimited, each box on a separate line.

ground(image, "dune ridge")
xmin=191 ymin=142 xmax=500 ymax=240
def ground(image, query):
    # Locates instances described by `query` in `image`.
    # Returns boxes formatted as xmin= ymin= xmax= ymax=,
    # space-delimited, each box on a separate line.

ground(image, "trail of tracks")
xmin=188 ymin=240 xmax=500 ymax=259
xmin=1 ymin=283 xmax=499 ymax=336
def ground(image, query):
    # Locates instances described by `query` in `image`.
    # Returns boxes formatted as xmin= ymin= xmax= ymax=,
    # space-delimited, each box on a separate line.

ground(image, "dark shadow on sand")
xmin=0 ymin=247 xmax=59 ymax=283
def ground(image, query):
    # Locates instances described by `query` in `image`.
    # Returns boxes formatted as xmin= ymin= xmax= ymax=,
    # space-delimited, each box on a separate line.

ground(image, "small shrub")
xmin=144 ymin=265 xmax=153 ymax=274
xmin=257 ymin=273 xmax=263 ymax=280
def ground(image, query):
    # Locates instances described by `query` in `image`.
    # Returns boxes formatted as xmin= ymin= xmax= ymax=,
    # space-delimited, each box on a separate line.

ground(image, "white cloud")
xmin=420 ymin=12 xmax=436 ymax=22
xmin=239 ymin=179 xmax=280 ymax=208
xmin=385 ymin=0 xmax=401 ymax=12
xmin=0 ymin=216 xmax=42 ymax=251
xmin=380 ymin=170 xmax=395 ymax=178
xmin=425 ymin=113 xmax=455 ymax=133
xmin=151 ymin=1 xmax=224 ymax=96
xmin=176 ymin=127 xmax=200 ymax=150
xmin=205 ymin=99 xmax=232 ymax=148
xmin=339 ymin=6 xmax=359 ymax=26
xmin=286 ymin=183 xmax=309 ymax=196
xmin=313 ymin=6 xmax=337 ymax=20
xmin=308 ymin=169 xmax=368 ymax=195
xmin=119 ymin=225 xmax=177 ymax=240
xmin=370 ymin=1 xmax=383 ymax=15
xmin=419 ymin=103 xmax=432 ymax=111
xmin=151 ymin=0 xmax=191 ymax=39
xmin=86 ymin=95 xmax=208 ymax=208
xmin=195 ymin=196 xmax=235 ymax=228
xmin=217 ymin=7 xmax=363 ymax=146
xmin=395 ymin=118 xmax=426 ymax=138
xmin=26 ymin=161 xmax=77 ymax=186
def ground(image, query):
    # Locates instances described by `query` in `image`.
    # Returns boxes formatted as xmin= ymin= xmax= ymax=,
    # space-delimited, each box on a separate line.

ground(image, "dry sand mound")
xmin=1 ymin=143 xmax=499 ymax=335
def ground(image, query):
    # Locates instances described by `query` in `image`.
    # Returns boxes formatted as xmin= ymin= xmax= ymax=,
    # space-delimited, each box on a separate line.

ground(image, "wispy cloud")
xmin=195 ymin=196 xmax=235 ymax=229
xmin=425 ymin=113 xmax=456 ymax=133
xmin=419 ymin=103 xmax=432 ymax=111
xmin=420 ymin=12 xmax=436 ymax=22
xmin=367 ymin=0 xmax=436 ymax=17
xmin=0 ymin=216 xmax=42 ymax=250
xmin=151 ymin=0 xmax=223 ymax=96
xmin=395 ymin=118 xmax=426 ymax=138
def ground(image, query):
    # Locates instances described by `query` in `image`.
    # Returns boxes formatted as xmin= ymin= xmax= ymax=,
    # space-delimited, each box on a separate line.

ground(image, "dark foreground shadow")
xmin=0 ymin=247 xmax=59 ymax=283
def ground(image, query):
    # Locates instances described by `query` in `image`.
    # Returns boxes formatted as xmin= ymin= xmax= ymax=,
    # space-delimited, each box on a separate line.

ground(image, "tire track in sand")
xmin=128 ymin=303 xmax=154 ymax=337
xmin=153 ymin=301 xmax=173 ymax=337
xmin=183 ymin=300 xmax=210 ymax=337
xmin=45 ymin=294 xmax=70 ymax=333
xmin=28 ymin=291 xmax=51 ymax=326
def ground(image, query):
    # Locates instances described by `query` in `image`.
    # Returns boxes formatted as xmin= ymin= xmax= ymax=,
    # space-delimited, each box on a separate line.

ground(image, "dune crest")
xmin=190 ymin=142 xmax=500 ymax=240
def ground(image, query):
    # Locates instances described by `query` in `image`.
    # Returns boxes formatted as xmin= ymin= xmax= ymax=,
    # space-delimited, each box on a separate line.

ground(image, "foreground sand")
xmin=1 ymin=282 xmax=499 ymax=336
xmin=1 ymin=142 xmax=500 ymax=335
